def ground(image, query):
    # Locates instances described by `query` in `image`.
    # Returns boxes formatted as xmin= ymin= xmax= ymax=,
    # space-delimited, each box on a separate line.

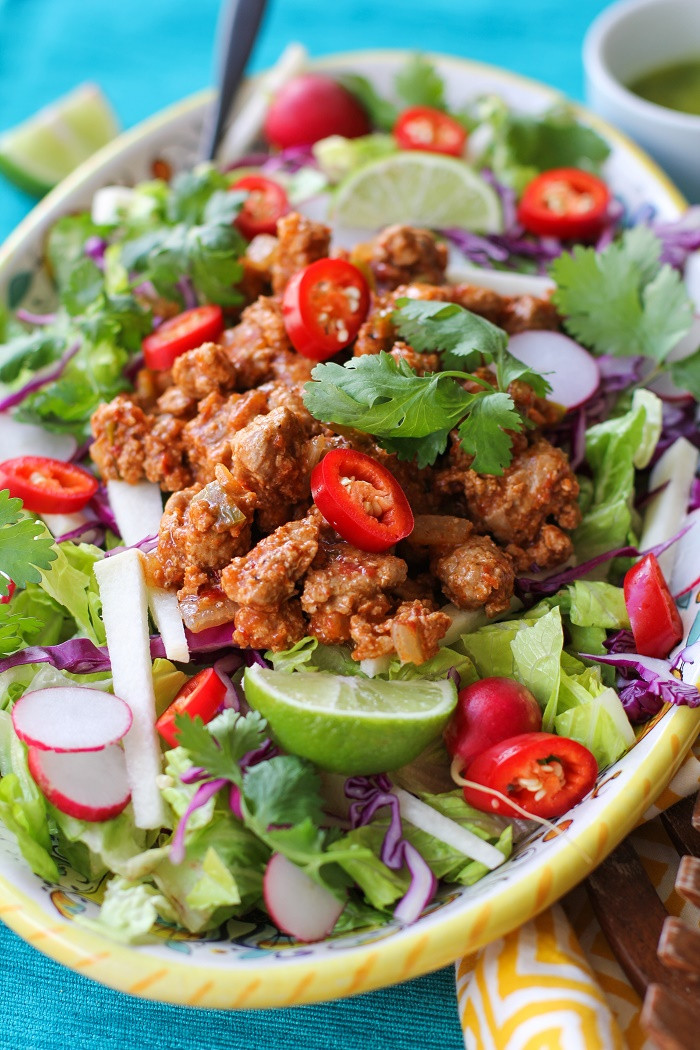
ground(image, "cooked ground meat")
xmin=432 ymin=535 xmax=515 ymax=617
xmin=221 ymin=516 xmax=320 ymax=608
xmin=369 ymin=225 xmax=448 ymax=289
xmin=438 ymin=434 xmax=581 ymax=547
xmin=89 ymin=212 xmax=581 ymax=662
xmin=270 ymin=212 xmax=331 ymax=295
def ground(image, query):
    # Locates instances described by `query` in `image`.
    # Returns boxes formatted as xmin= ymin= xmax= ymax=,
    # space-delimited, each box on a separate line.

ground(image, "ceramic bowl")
xmin=584 ymin=0 xmax=700 ymax=202
xmin=1 ymin=50 xmax=699 ymax=1009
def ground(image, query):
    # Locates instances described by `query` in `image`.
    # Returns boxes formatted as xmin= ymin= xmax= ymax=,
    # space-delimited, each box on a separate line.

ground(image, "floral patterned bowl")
xmin=0 ymin=50 xmax=698 ymax=1009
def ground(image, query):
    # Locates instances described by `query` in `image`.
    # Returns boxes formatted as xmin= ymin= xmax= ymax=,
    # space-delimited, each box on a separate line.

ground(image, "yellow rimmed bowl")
xmin=1 ymin=49 xmax=699 ymax=1010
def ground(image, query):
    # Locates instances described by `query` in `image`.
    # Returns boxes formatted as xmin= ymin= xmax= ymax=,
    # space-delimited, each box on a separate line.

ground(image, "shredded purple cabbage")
xmin=84 ymin=236 xmax=107 ymax=269
xmin=603 ymin=629 xmax=636 ymax=654
xmin=175 ymin=275 xmax=197 ymax=311
xmin=223 ymin=152 xmax=273 ymax=172
xmin=689 ymin=478 xmax=700 ymax=513
xmin=261 ymin=145 xmax=317 ymax=174
xmin=0 ymin=341 xmax=80 ymax=412
xmin=170 ymin=778 xmax=229 ymax=863
xmin=518 ymin=522 xmax=691 ymax=597
xmin=649 ymin=206 xmax=700 ymax=270
xmin=0 ymin=639 xmax=112 ymax=675
xmin=53 ymin=521 xmax=105 ymax=545
xmin=345 ymin=775 xmax=436 ymax=924
xmin=183 ymin=622 xmax=235 ymax=653
xmin=582 ymin=649 xmax=700 ymax=722
xmin=123 ymin=352 xmax=145 ymax=384
xmin=213 ymin=653 xmax=245 ymax=711
xmin=653 ymin=399 xmax=700 ymax=463
xmin=103 ymin=534 xmax=158 ymax=558
xmin=87 ymin=484 xmax=120 ymax=534
xmin=15 ymin=309 xmax=58 ymax=326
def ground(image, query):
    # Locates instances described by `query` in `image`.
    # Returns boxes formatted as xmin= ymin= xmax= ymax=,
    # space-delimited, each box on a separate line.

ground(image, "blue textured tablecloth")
xmin=0 ymin=2 xmax=611 ymax=1047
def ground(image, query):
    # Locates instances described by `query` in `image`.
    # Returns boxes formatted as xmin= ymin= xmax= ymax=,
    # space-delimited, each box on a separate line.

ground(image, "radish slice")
xmin=11 ymin=686 xmax=132 ymax=753
xmin=393 ymin=787 xmax=505 ymax=869
xmin=147 ymin=583 xmax=189 ymax=664
xmin=0 ymin=413 xmax=77 ymax=461
xmin=94 ymin=549 xmax=165 ymax=829
xmin=28 ymin=744 xmax=130 ymax=822
xmin=647 ymin=370 xmax=694 ymax=403
xmin=263 ymin=852 xmax=345 ymax=942
xmin=641 ymin=438 xmax=699 ymax=580
xmin=507 ymin=330 xmax=600 ymax=410
xmin=446 ymin=263 xmax=555 ymax=300
xmin=106 ymin=479 xmax=163 ymax=545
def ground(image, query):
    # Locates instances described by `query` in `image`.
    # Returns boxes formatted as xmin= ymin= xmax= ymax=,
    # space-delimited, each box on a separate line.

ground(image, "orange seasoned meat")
xmin=432 ymin=535 xmax=515 ymax=617
xmin=149 ymin=468 xmax=254 ymax=590
xmin=229 ymin=404 xmax=313 ymax=507
xmin=438 ymin=434 xmax=581 ymax=547
xmin=506 ymin=522 xmax=574 ymax=574
xmin=350 ymin=599 xmax=451 ymax=663
xmin=182 ymin=388 xmax=270 ymax=483
xmin=301 ymin=541 xmax=408 ymax=646
xmin=389 ymin=340 xmax=440 ymax=375
xmin=90 ymin=395 xmax=151 ymax=485
xmin=270 ymin=212 xmax=331 ymax=295
xmin=369 ymin=225 xmax=448 ymax=289
xmin=232 ymin=600 xmax=307 ymax=651
xmin=221 ymin=516 xmax=320 ymax=609
xmin=220 ymin=296 xmax=293 ymax=388
xmin=171 ymin=341 xmax=237 ymax=399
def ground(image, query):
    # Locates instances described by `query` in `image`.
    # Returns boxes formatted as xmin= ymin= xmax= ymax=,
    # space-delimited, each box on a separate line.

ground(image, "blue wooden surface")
xmin=0 ymin=1 xmax=612 ymax=1047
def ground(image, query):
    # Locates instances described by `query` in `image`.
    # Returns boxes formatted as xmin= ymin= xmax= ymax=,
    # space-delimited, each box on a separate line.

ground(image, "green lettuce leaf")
xmin=554 ymin=686 xmax=635 ymax=769
xmin=38 ymin=539 xmax=105 ymax=645
xmin=0 ymin=714 xmax=58 ymax=880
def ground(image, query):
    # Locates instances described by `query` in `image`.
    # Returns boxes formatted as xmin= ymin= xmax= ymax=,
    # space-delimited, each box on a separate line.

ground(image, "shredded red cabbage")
xmin=650 ymin=206 xmax=700 ymax=270
xmin=15 ymin=309 xmax=58 ymax=326
xmin=261 ymin=145 xmax=317 ymax=174
xmin=53 ymin=521 xmax=105 ymax=545
xmin=581 ymin=649 xmax=700 ymax=721
xmin=0 ymin=639 xmax=112 ymax=675
xmin=170 ymin=778 xmax=229 ymax=863
xmin=689 ymin=478 xmax=700 ymax=513
xmin=175 ymin=275 xmax=197 ymax=311
xmin=123 ymin=352 xmax=145 ymax=384
xmin=345 ymin=774 xmax=436 ymax=924
xmin=104 ymin=534 xmax=158 ymax=558
xmin=87 ymin=484 xmax=120 ymax=534
xmin=0 ymin=341 xmax=81 ymax=412
xmin=653 ymin=400 xmax=700 ymax=464
xmin=223 ymin=152 xmax=273 ymax=172
xmin=84 ymin=236 xmax=107 ymax=269
xmin=603 ymin=629 xmax=636 ymax=654
xmin=518 ymin=522 xmax=691 ymax=596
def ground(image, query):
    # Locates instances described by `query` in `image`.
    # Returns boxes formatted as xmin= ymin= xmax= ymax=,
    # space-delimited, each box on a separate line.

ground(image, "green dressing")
xmin=629 ymin=58 xmax=700 ymax=117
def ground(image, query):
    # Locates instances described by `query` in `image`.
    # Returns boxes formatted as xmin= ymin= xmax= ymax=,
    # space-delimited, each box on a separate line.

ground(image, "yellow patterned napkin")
xmin=454 ymin=744 xmax=700 ymax=1050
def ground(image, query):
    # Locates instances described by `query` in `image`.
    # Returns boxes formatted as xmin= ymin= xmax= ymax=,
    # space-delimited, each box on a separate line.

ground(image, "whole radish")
xmin=444 ymin=677 xmax=542 ymax=769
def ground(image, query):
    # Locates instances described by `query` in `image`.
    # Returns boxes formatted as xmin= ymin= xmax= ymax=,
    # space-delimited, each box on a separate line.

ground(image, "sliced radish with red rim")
xmin=12 ymin=686 xmax=132 ymax=753
xmin=507 ymin=330 xmax=601 ymax=411
xmin=28 ymin=744 xmax=131 ymax=822
xmin=263 ymin=852 xmax=345 ymax=942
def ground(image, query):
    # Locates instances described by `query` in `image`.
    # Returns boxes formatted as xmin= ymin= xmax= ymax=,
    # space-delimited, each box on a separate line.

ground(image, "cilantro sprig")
xmin=303 ymin=301 xmax=550 ymax=474
xmin=0 ymin=490 xmax=57 ymax=598
xmin=551 ymin=226 xmax=694 ymax=364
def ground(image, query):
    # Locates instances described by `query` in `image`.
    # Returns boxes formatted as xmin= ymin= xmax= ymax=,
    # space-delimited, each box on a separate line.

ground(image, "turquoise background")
xmin=0 ymin=1 xmax=611 ymax=1047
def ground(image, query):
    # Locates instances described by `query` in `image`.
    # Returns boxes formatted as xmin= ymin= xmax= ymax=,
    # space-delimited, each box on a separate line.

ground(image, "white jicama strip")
xmin=595 ymin=687 xmax=636 ymax=749
xmin=639 ymin=437 xmax=699 ymax=580
xmin=147 ymin=582 xmax=189 ymax=664
xmin=359 ymin=654 xmax=393 ymax=678
xmin=394 ymin=787 xmax=505 ymax=870
xmin=670 ymin=508 xmax=700 ymax=603
xmin=0 ymin=413 xmax=77 ymax=461
xmin=94 ymin=549 xmax=165 ymax=829
xmin=217 ymin=43 xmax=308 ymax=163
xmin=91 ymin=186 xmax=135 ymax=226
xmin=106 ymin=479 xmax=163 ymax=545
xmin=40 ymin=510 xmax=89 ymax=538
xmin=446 ymin=262 xmax=555 ymax=300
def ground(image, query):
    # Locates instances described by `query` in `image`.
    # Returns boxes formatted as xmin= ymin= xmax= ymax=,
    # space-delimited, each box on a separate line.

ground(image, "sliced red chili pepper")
xmin=142 ymin=304 xmax=224 ymax=371
xmin=156 ymin=667 xmax=228 ymax=748
xmin=231 ymin=174 xmax=290 ymax=239
xmin=0 ymin=577 xmax=15 ymax=604
xmin=394 ymin=105 xmax=468 ymax=157
xmin=0 ymin=456 xmax=98 ymax=513
xmin=623 ymin=552 xmax=683 ymax=659
xmin=282 ymin=258 xmax=370 ymax=361
xmin=311 ymin=449 xmax=414 ymax=553
xmin=462 ymin=731 xmax=598 ymax=819
xmin=517 ymin=167 xmax=611 ymax=240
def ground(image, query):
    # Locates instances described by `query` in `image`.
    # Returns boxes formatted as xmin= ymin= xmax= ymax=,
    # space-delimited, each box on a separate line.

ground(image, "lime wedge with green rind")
xmin=0 ymin=83 xmax=119 ymax=197
xmin=332 ymin=151 xmax=503 ymax=233
xmin=243 ymin=665 xmax=458 ymax=775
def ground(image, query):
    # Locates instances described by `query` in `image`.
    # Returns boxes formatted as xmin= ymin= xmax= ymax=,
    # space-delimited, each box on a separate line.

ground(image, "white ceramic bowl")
xmin=1 ymin=50 xmax=700 ymax=1010
xmin=584 ymin=0 xmax=700 ymax=202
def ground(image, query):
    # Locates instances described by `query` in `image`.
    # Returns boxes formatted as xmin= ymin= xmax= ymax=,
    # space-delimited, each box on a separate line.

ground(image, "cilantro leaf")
xmin=551 ymin=227 xmax=694 ymax=362
xmin=174 ymin=709 xmax=268 ymax=783
xmin=457 ymin=391 xmax=521 ymax=475
xmin=670 ymin=348 xmax=700 ymax=400
xmin=242 ymin=755 xmax=325 ymax=830
xmin=304 ymin=353 xmax=473 ymax=441
xmin=0 ymin=491 xmax=57 ymax=596
xmin=395 ymin=54 xmax=446 ymax=110
xmin=392 ymin=298 xmax=551 ymax=397
xmin=336 ymin=74 xmax=399 ymax=131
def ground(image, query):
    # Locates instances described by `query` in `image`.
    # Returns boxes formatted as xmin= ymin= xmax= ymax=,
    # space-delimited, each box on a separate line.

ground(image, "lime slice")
xmin=243 ymin=665 xmax=457 ymax=775
xmin=332 ymin=151 xmax=503 ymax=233
xmin=0 ymin=84 xmax=119 ymax=197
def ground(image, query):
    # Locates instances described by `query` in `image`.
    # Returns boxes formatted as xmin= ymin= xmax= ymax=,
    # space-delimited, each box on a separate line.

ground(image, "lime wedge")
xmin=332 ymin=151 xmax=503 ymax=233
xmin=243 ymin=665 xmax=457 ymax=775
xmin=0 ymin=84 xmax=119 ymax=197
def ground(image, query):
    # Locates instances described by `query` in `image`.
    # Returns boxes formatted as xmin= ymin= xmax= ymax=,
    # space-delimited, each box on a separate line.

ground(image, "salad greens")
xmin=0 ymin=51 xmax=698 ymax=946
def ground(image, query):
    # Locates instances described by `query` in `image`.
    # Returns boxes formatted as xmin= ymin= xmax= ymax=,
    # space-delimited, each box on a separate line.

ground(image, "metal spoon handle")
xmin=201 ymin=0 xmax=268 ymax=162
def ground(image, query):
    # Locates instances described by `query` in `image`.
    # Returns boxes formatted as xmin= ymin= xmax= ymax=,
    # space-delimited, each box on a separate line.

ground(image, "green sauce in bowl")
xmin=629 ymin=58 xmax=700 ymax=116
